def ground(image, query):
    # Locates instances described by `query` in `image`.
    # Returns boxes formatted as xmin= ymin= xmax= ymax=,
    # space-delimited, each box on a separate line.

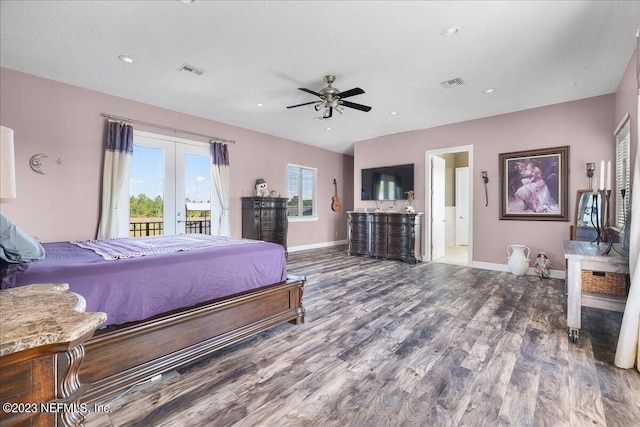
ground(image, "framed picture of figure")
xmin=499 ymin=146 xmax=569 ymax=221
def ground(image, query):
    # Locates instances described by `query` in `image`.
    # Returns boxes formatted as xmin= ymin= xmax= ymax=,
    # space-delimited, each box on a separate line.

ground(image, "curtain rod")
xmin=100 ymin=113 xmax=236 ymax=144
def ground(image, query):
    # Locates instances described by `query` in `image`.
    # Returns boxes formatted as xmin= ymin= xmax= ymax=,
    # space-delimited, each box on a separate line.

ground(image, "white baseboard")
xmin=471 ymin=261 xmax=565 ymax=279
xmin=288 ymin=240 xmax=348 ymax=253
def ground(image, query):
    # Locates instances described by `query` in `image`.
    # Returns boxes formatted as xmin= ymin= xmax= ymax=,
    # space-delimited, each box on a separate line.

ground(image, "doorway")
xmin=129 ymin=131 xmax=215 ymax=236
xmin=424 ymin=145 xmax=473 ymax=266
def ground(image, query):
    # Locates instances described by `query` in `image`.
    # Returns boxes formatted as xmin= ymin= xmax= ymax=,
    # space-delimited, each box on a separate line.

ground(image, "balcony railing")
xmin=129 ymin=217 xmax=211 ymax=237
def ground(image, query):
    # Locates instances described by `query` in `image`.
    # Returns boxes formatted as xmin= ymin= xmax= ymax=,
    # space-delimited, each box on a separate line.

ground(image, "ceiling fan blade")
xmin=298 ymin=87 xmax=323 ymax=97
xmin=286 ymin=101 xmax=318 ymax=109
xmin=341 ymin=100 xmax=372 ymax=112
xmin=337 ymin=87 xmax=365 ymax=99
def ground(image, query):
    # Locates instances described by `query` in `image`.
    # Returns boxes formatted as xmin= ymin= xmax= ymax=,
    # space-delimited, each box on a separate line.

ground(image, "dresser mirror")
xmin=573 ymin=189 xmax=602 ymax=241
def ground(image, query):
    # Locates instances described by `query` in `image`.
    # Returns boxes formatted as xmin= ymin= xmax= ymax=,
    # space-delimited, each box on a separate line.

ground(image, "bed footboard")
xmin=79 ymin=276 xmax=305 ymax=405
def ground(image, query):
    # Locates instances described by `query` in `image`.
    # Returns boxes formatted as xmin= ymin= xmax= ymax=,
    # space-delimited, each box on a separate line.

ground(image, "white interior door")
xmin=456 ymin=167 xmax=469 ymax=246
xmin=431 ymin=155 xmax=446 ymax=260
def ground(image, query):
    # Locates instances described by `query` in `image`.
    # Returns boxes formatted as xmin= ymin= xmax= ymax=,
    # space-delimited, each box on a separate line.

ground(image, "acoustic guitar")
xmin=331 ymin=179 xmax=342 ymax=212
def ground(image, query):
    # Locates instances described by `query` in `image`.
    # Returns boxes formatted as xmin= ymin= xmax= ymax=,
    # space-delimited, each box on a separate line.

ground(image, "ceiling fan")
xmin=286 ymin=75 xmax=372 ymax=119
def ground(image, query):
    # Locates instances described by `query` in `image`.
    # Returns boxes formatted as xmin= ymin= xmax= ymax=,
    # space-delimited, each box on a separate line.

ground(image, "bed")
xmin=1 ymin=234 xmax=305 ymax=405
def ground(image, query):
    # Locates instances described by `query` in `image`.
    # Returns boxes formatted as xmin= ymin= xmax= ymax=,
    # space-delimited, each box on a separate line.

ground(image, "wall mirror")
xmin=573 ymin=189 xmax=602 ymax=241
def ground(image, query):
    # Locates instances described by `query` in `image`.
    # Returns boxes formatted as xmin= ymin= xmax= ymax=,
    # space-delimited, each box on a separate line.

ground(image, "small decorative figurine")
xmin=404 ymin=189 xmax=415 ymax=212
xmin=534 ymin=251 xmax=551 ymax=278
xmin=255 ymin=178 xmax=269 ymax=197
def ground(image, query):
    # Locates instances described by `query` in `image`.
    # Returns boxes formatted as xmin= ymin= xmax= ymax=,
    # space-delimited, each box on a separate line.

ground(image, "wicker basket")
xmin=581 ymin=270 xmax=628 ymax=296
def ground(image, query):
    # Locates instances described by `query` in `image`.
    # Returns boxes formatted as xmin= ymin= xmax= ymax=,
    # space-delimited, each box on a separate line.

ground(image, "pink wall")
xmin=354 ymin=95 xmax=617 ymax=269
xmin=0 ymin=68 xmax=354 ymax=245
xmin=615 ymin=48 xmax=638 ymax=176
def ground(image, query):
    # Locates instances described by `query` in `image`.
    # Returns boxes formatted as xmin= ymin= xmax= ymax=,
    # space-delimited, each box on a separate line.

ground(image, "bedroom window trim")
xmin=287 ymin=164 xmax=317 ymax=221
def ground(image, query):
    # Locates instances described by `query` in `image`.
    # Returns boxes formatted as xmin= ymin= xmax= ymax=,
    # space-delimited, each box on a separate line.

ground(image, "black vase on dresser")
xmin=241 ymin=197 xmax=288 ymax=254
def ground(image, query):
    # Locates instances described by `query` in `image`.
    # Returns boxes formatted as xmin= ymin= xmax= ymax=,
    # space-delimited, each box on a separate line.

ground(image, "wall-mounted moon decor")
xmin=29 ymin=153 xmax=48 ymax=175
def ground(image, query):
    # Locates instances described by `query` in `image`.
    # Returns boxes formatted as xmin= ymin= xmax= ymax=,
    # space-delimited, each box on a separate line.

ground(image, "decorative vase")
xmin=507 ymin=244 xmax=530 ymax=276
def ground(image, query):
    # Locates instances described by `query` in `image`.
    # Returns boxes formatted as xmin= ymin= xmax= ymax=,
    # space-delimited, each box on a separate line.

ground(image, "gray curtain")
xmin=97 ymin=121 xmax=134 ymax=239
xmin=211 ymin=142 xmax=230 ymax=236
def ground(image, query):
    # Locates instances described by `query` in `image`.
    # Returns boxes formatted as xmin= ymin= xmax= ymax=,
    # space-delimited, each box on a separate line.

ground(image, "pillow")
xmin=0 ymin=214 xmax=45 ymax=263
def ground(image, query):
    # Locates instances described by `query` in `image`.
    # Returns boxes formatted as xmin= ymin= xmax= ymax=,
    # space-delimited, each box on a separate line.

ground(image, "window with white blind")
xmin=615 ymin=113 xmax=631 ymax=228
xmin=287 ymin=164 xmax=317 ymax=220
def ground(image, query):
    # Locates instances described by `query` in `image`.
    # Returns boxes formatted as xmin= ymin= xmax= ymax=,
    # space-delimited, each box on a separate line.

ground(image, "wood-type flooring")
xmin=85 ymin=246 xmax=640 ymax=426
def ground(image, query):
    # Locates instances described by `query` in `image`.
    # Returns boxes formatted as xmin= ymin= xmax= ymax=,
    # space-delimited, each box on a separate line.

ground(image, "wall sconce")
xmin=0 ymin=126 xmax=16 ymax=199
xmin=481 ymin=171 xmax=489 ymax=206
xmin=586 ymin=162 xmax=595 ymax=190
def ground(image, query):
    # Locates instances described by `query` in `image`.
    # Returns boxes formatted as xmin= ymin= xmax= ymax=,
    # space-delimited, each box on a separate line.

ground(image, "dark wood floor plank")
xmin=567 ymin=334 xmax=608 ymax=425
xmin=83 ymin=246 xmax=640 ymax=427
xmin=458 ymin=331 xmax=523 ymax=426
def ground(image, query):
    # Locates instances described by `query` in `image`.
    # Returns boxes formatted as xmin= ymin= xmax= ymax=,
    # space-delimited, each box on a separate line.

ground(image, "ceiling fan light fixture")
xmin=286 ymin=75 xmax=371 ymax=117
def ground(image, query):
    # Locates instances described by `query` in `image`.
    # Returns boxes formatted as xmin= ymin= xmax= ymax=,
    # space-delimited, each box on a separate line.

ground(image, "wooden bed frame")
xmin=77 ymin=275 xmax=305 ymax=405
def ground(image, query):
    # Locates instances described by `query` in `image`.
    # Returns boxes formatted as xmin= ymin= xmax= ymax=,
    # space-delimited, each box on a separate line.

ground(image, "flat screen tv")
xmin=361 ymin=163 xmax=414 ymax=201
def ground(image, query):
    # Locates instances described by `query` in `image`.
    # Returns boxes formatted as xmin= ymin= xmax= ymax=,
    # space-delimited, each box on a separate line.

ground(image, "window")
xmin=614 ymin=114 xmax=630 ymax=228
xmin=287 ymin=164 xmax=317 ymax=219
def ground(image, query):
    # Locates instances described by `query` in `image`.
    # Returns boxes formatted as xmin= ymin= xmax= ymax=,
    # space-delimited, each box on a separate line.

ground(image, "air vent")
xmin=440 ymin=77 xmax=465 ymax=89
xmin=178 ymin=63 xmax=205 ymax=76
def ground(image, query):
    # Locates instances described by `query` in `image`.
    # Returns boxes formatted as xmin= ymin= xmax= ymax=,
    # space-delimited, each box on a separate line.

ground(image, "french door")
xmin=130 ymin=132 xmax=213 ymax=236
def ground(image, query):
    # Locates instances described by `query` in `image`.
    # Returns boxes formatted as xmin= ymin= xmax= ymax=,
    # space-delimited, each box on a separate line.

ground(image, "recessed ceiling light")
xmin=484 ymin=88 xmax=496 ymax=94
xmin=326 ymin=127 xmax=332 ymax=131
xmin=181 ymin=0 xmax=195 ymax=3
xmin=389 ymin=111 xmax=398 ymax=116
xmin=256 ymin=103 xmax=264 ymax=107
xmin=118 ymin=55 xmax=134 ymax=64
xmin=441 ymin=26 xmax=459 ymax=36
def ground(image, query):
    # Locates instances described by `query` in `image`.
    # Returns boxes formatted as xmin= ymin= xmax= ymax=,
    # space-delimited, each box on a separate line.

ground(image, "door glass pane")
xmin=130 ymin=145 xmax=165 ymax=236
xmin=184 ymin=152 xmax=211 ymax=235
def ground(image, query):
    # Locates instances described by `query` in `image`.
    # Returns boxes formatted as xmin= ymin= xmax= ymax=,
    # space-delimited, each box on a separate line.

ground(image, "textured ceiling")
xmin=1 ymin=1 xmax=638 ymax=155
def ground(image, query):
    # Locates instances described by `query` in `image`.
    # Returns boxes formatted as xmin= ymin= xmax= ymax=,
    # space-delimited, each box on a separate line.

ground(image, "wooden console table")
xmin=0 ymin=283 xmax=106 ymax=427
xmin=563 ymin=240 xmax=629 ymax=342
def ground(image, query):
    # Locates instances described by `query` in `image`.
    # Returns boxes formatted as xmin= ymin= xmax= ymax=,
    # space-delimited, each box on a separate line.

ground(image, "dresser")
xmin=347 ymin=211 xmax=423 ymax=263
xmin=241 ymin=197 xmax=288 ymax=253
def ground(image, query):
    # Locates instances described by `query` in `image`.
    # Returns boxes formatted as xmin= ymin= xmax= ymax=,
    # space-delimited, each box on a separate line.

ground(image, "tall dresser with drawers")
xmin=347 ymin=211 xmax=423 ymax=263
xmin=241 ymin=197 xmax=288 ymax=253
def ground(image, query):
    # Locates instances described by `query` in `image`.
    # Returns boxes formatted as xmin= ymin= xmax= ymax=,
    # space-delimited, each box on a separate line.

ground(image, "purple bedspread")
xmin=1 ymin=236 xmax=287 ymax=327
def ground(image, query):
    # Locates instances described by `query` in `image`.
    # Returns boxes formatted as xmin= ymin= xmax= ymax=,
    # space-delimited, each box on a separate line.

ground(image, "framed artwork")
xmin=499 ymin=146 xmax=569 ymax=221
